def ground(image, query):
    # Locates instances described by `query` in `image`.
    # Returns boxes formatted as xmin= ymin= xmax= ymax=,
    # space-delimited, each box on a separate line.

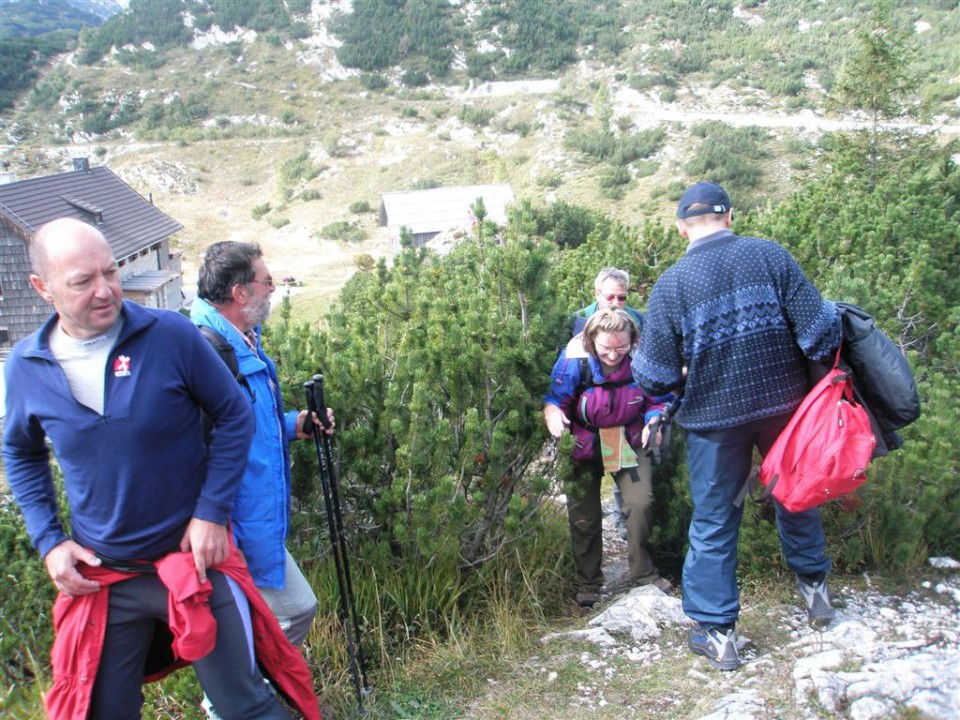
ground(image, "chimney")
xmin=73 ymin=157 xmax=90 ymax=173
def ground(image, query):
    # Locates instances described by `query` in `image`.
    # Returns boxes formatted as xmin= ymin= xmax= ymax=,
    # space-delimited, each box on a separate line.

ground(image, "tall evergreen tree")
xmin=830 ymin=0 xmax=920 ymax=175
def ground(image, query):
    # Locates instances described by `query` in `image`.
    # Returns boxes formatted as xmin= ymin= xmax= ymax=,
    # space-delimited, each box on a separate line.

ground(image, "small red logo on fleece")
xmin=113 ymin=355 xmax=131 ymax=377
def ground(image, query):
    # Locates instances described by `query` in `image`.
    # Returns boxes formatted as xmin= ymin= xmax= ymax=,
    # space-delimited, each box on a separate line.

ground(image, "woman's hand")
xmin=543 ymin=403 xmax=570 ymax=439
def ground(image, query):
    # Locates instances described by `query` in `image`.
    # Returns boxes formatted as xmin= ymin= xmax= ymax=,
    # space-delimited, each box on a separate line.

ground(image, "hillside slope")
xmin=1 ymin=1 xmax=958 ymax=317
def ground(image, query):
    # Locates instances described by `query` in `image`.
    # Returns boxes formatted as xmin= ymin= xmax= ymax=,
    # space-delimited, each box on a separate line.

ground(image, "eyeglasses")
xmin=596 ymin=343 xmax=631 ymax=356
xmin=249 ymin=276 xmax=275 ymax=289
xmin=601 ymin=294 xmax=628 ymax=303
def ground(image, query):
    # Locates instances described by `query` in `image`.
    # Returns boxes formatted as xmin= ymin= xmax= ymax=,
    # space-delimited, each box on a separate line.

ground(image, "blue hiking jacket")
xmin=192 ymin=298 xmax=297 ymax=588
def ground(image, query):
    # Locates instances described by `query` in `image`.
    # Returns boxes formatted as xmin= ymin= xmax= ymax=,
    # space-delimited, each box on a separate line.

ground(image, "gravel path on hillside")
xmin=536 ymin=510 xmax=960 ymax=720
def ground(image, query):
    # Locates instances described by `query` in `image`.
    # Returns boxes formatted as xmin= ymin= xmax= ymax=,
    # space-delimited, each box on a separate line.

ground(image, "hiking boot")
xmin=797 ymin=575 xmax=836 ymax=626
xmin=616 ymin=519 xmax=628 ymax=540
xmin=576 ymin=591 xmax=600 ymax=608
xmin=687 ymin=625 xmax=741 ymax=671
xmin=650 ymin=576 xmax=673 ymax=593
xmin=630 ymin=576 xmax=673 ymax=593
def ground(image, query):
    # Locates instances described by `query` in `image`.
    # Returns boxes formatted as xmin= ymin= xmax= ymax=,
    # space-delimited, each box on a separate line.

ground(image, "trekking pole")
xmin=304 ymin=374 xmax=371 ymax=712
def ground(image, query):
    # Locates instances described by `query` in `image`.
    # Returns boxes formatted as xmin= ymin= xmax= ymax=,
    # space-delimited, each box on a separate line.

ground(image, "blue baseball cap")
xmin=677 ymin=181 xmax=732 ymax=219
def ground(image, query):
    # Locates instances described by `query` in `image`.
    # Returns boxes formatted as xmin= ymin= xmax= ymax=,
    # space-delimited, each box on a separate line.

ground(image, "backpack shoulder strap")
xmin=197 ymin=324 xmax=255 ymax=443
xmin=199 ymin=324 xmax=254 ymax=395
xmin=577 ymin=357 xmax=593 ymax=394
xmin=199 ymin=324 xmax=240 ymax=378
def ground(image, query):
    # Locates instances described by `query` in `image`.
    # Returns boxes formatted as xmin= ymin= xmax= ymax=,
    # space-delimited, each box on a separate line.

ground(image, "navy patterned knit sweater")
xmin=631 ymin=230 xmax=840 ymax=431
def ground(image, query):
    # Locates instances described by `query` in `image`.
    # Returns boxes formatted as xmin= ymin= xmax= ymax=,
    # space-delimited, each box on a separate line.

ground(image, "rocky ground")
xmin=538 ymin=510 xmax=960 ymax=720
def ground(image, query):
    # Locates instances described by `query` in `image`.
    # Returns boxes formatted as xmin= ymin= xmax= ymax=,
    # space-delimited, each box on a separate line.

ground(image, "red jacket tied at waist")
xmin=46 ymin=547 xmax=321 ymax=720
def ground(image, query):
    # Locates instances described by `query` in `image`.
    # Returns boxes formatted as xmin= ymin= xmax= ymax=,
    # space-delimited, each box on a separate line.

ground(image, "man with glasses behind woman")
xmin=544 ymin=308 xmax=672 ymax=608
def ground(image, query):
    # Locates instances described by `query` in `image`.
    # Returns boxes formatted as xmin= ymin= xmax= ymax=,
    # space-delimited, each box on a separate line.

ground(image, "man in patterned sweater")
xmin=631 ymin=181 xmax=841 ymax=671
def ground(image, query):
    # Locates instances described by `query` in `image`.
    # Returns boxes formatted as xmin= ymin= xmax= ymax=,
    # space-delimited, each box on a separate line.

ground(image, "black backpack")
xmin=198 ymin=325 xmax=255 ymax=442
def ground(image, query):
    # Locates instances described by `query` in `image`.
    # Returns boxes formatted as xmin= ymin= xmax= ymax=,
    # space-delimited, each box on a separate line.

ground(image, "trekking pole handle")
xmin=303 ymin=380 xmax=320 ymax=432
xmin=311 ymin=373 xmax=334 ymax=431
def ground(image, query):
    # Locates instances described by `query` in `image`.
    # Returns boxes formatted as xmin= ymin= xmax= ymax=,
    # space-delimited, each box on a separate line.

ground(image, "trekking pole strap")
xmin=733 ymin=466 xmax=762 ymax=508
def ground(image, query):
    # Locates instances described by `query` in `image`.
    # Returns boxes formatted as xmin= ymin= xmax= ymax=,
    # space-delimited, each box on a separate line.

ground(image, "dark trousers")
xmin=682 ymin=413 xmax=831 ymax=628
xmin=89 ymin=571 xmax=290 ymax=719
xmin=567 ymin=455 xmax=658 ymax=592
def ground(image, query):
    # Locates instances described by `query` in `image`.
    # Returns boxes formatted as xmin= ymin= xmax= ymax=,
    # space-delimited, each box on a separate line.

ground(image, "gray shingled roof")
xmin=0 ymin=164 xmax=182 ymax=259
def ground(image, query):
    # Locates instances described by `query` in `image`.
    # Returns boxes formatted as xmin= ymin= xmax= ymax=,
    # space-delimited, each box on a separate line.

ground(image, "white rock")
xmin=694 ymin=687 xmax=765 ymax=720
xmin=541 ymin=627 xmax=619 ymax=647
xmin=929 ymin=556 xmax=960 ymax=569
xmin=811 ymin=670 xmax=848 ymax=712
xmin=849 ymin=695 xmax=895 ymax=720
xmin=587 ymin=586 xmax=690 ymax=643
xmin=793 ymin=649 xmax=847 ymax=679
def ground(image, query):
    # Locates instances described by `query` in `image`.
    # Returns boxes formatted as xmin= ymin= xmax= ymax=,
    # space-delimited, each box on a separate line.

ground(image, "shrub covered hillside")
xmin=246 ymin=125 xmax=960 ymax=713
xmin=1 ymin=129 xmax=957 ymax=719
xmin=3 ymin=0 xmax=958 ymax=145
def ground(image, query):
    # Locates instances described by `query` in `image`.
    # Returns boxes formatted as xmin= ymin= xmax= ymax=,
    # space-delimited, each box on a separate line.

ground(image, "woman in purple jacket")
xmin=544 ymin=308 xmax=671 ymax=608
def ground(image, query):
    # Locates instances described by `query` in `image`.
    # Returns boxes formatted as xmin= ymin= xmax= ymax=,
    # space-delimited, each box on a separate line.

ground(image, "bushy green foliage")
xmin=359 ymin=73 xmax=389 ymax=91
xmin=333 ymin=0 xmax=455 ymax=77
xmin=508 ymin=199 xmax=603 ymax=250
xmin=830 ymin=1 xmax=918 ymax=124
xmin=0 ymin=34 xmax=73 ymax=111
xmin=401 ymin=69 xmax=429 ymax=88
xmin=278 ymin=150 xmax=320 ymax=185
xmin=349 ymin=200 xmax=372 ymax=214
xmin=257 ymin=224 xmax=572 ymax=689
xmin=192 ymin=0 xmax=291 ymax=34
xmin=332 ymin=0 xmax=625 ymax=81
xmin=286 ymin=0 xmax=313 ymax=16
xmin=474 ymin=0 xmax=624 ymax=76
xmin=251 ymin=202 xmax=271 ymax=220
xmin=140 ymin=93 xmax=211 ymax=133
xmin=685 ymin=122 xmax=771 ymax=202
xmin=742 ymin=133 xmax=960 ymax=573
xmin=80 ymin=92 xmax=142 ymax=135
xmin=115 ymin=48 xmax=167 ymax=70
xmin=287 ymin=20 xmax=311 ymax=40
xmin=317 ymin=220 xmax=365 ymax=243
xmin=459 ymin=105 xmax=496 ymax=128
xmin=565 ymin=127 xmax=666 ymax=166
xmin=0 ymin=471 xmax=71 ymax=714
xmin=78 ymin=0 xmax=192 ymax=65
xmin=275 ymin=224 xmax=566 ymax=569
xmin=408 ymin=178 xmax=441 ymax=191
xmin=354 ymin=253 xmax=376 ymax=271
xmin=25 ymin=68 xmax=70 ymax=113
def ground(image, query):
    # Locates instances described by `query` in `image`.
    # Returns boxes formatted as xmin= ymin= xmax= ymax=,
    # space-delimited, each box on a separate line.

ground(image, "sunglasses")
xmin=602 ymin=294 xmax=628 ymax=302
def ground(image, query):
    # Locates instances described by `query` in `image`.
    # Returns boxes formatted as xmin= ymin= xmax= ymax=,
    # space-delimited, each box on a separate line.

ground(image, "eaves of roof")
xmin=0 ymin=165 xmax=183 ymax=259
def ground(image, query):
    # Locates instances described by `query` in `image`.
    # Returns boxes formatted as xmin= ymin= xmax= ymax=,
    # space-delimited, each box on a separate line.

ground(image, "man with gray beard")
xmin=191 ymin=242 xmax=322 ymax=653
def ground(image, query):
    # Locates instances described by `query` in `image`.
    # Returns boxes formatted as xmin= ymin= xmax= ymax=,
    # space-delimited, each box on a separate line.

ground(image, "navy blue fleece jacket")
xmin=3 ymin=301 xmax=253 ymax=561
